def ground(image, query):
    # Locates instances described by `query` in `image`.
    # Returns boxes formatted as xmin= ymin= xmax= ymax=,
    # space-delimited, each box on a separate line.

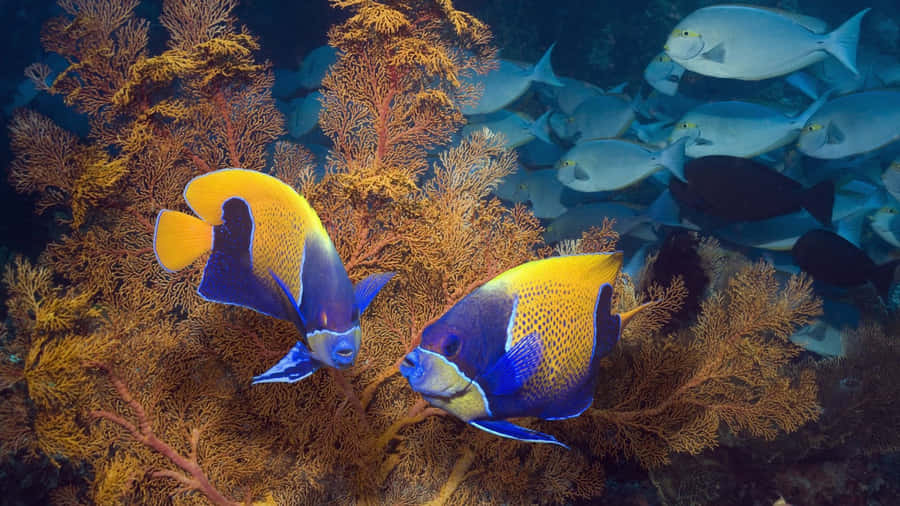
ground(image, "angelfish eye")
xmin=443 ymin=333 xmax=461 ymax=357
xmin=682 ymin=31 xmax=690 ymax=36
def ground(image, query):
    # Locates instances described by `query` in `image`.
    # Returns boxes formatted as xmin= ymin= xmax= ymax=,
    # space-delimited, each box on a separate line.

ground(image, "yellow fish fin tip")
xmin=619 ymin=300 xmax=657 ymax=330
xmin=154 ymin=210 xmax=212 ymax=272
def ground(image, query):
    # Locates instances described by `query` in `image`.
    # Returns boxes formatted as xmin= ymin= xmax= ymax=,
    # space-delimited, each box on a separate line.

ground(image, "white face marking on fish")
xmin=665 ymin=28 xmax=705 ymax=60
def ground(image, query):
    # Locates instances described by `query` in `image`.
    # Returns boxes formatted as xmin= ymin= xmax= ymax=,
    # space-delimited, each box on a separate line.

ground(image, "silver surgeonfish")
xmin=798 ymin=90 xmax=900 ymax=159
xmin=644 ymin=53 xmax=685 ymax=96
xmin=669 ymin=93 xmax=829 ymax=158
xmin=870 ymin=206 xmax=900 ymax=248
xmin=543 ymin=202 xmax=656 ymax=244
xmin=557 ymin=138 xmax=687 ymax=192
xmin=494 ymin=167 xmax=567 ymax=219
xmin=665 ymin=5 xmax=870 ymax=80
xmin=549 ymin=94 xmax=635 ymax=142
xmin=462 ymin=110 xmax=551 ymax=149
xmin=399 ymin=252 xmax=652 ymax=447
xmin=883 ymin=160 xmax=900 ymax=202
xmin=461 ymin=45 xmax=563 ymax=116
xmin=541 ymin=77 xmax=627 ymax=115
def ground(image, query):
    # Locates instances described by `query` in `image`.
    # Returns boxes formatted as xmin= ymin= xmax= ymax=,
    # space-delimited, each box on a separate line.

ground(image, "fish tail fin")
xmin=824 ymin=8 xmax=870 ymax=75
xmin=792 ymin=88 xmax=834 ymax=128
xmin=835 ymin=211 xmax=866 ymax=247
xmin=785 ymin=71 xmax=820 ymax=100
xmin=659 ymin=137 xmax=687 ymax=182
xmin=531 ymin=43 xmax=563 ymax=87
xmin=606 ymin=82 xmax=628 ymax=94
xmin=648 ymin=189 xmax=681 ymax=227
xmin=529 ymin=110 xmax=553 ymax=143
xmin=801 ymin=180 xmax=835 ymax=227
xmin=872 ymin=260 xmax=900 ymax=301
xmin=154 ymin=210 xmax=212 ymax=272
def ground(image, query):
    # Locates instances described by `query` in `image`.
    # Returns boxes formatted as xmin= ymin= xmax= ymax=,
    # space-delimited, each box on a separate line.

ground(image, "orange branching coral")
xmin=321 ymin=0 xmax=495 ymax=176
xmin=576 ymin=261 xmax=822 ymax=468
xmin=8 ymin=110 xmax=128 ymax=227
xmin=3 ymin=0 xmax=830 ymax=504
xmin=42 ymin=0 xmax=148 ymax=115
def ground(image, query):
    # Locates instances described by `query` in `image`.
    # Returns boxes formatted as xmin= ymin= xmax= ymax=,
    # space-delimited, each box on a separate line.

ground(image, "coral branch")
xmin=425 ymin=447 xmax=477 ymax=506
xmin=89 ymin=363 xmax=240 ymax=506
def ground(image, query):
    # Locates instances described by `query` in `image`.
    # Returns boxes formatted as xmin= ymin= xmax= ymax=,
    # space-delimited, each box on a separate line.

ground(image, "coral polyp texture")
xmin=2 ymin=0 xmax=827 ymax=504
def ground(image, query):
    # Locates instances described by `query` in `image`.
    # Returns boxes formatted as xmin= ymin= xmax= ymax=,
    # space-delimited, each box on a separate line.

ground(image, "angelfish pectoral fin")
xmin=477 ymin=331 xmax=542 ymax=396
xmin=269 ymin=269 xmax=307 ymax=334
xmin=251 ymin=341 xmax=319 ymax=384
xmin=469 ymin=420 xmax=569 ymax=449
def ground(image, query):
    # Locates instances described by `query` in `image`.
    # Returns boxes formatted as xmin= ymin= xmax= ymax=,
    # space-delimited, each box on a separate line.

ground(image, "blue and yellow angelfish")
xmin=399 ymin=252 xmax=650 ymax=447
xmin=154 ymin=168 xmax=394 ymax=384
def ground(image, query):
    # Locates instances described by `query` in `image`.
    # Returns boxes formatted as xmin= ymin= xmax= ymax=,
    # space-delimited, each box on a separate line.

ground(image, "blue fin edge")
xmin=269 ymin=269 xmax=306 ymax=329
xmin=251 ymin=341 xmax=319 ymax=384
xmin=478 ymin=331 xmax=542 ymax=396
xmin=469 ymin=420 xmax=569 ymax=449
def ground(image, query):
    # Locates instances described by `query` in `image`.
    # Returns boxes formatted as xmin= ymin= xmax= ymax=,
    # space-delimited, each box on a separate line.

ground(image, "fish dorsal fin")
xmin=826 ymin=122 xmax=845 ymax=144
xmin=700 ymin=43 xmax=726 ymax=64
xmin=478 ymin=330 xmax=543 ymax=396
xmin=716 ymin=5 xmax=829 ymax=33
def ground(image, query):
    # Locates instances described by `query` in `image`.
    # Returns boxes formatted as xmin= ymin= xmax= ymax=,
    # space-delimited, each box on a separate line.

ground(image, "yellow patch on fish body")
xmin=485 ymin=253 xmax=622 ymax=405
xmin=183 ymin=168 xmax=329 ymax=303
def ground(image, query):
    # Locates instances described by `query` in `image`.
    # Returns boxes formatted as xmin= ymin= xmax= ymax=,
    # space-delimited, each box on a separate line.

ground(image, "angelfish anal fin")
xmin=700 ymin=43 xmax=726 ymax=63
xmin=469 ymin=419 xmax=569 ymax=448
xmin=251 ymin=341 xmax=319 ymax=384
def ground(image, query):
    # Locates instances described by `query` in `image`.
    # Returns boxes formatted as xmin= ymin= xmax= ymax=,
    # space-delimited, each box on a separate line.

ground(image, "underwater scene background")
xmin=1 ymin=0 xmax=900 ymax=504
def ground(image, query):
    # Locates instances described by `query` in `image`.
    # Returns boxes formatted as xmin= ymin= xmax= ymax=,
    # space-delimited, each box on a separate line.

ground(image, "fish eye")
xmin=443 ymin=333 xmax=461 ymax=357
xmin=805 ymin=124 xmax=823 ymax=132
xmin=682 ymin=31 xmax=690 ymax=36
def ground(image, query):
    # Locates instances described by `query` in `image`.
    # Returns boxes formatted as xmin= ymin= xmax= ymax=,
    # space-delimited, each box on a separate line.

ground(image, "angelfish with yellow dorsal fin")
xmin=399 ymin=252 xmax=652 ymax=447
xmin=153 ymin=168 xmax=394 ymax=384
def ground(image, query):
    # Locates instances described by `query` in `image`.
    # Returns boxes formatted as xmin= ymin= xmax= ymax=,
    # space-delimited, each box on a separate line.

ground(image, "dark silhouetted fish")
xmin=792 ymin=229 xmax=899 ymax=299
xmin=670 ymin=155 xmax=834 ymax=226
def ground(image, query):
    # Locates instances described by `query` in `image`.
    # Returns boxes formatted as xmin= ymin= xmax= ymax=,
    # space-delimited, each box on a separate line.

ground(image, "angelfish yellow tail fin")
xmin=619 ymin=300 xmax=656 ymax=330
xmin=154 ymin=210 xmax=212 ymax=272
